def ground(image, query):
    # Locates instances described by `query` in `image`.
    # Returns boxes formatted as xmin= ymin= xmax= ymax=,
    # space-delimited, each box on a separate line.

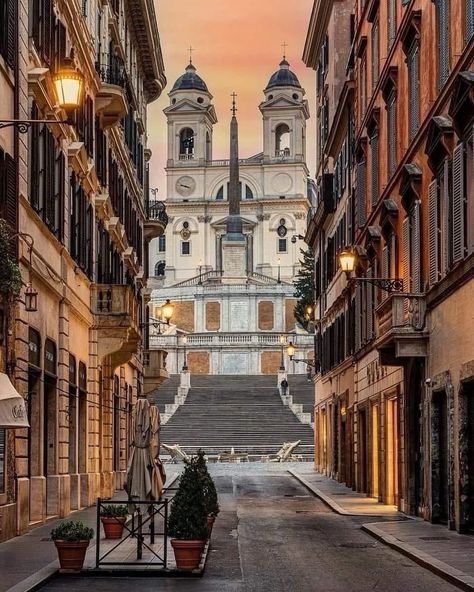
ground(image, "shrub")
xmin=0 ymin=220 xmax=22 ymax=299
xmin=99 ymin=504 xmax=128 ymax=517
xmin=195 ymin=450 xmax=220 ymax=517
xmin=51 ymin=520 xmax=94 ymax=542
xmin=167 ymin=457 xmax=208 ymax=540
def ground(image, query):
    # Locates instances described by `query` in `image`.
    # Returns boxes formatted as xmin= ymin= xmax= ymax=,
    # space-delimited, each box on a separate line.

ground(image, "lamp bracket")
xmin=0 ymin=119 xmax=72 ymax=133
xmin=290 ymin=357 xmax=319 ymax=369
xmin=349 ymin=277 xmax=403 ymax=293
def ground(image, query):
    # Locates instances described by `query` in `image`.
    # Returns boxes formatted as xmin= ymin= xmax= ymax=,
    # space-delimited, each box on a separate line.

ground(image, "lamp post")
xmin=181 ymin=335 xmax=188 ymax=371
xmin=12 ymin=232 xmax=38 ymax=312
xmin=277 ymin=257 xmax=281 ymax=284
xmin=0 ymin=61 xmax=84 ymax=132
xmin=141 ymin=299 xmax=174 ymax=334
xmin=338 ymin=248 xmax=403 ymax=293
xmin=198 ymin=259 xmax=203 ymax=285
xmin=286 ymin=341 xmax=318 ymax=369
xmin=279 ymin=334 xmax=286 ymax=371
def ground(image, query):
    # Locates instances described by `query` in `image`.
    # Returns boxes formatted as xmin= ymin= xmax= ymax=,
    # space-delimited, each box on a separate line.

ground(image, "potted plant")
xmin=51 ymin=520 xmax=94 ymax=571
xmin=168 ymin=457 xmax=208 ymax=570
xmin=195 ymin=450 xmax=220 ymax=536
xmin=100 ymin=504 xmax=128 ymax=539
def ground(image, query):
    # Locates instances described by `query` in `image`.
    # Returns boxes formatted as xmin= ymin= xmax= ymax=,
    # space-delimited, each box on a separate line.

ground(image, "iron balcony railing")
xmin=95 ymin=59 xmax=126 ymax=88
xmin=146 ymin=200 xmax=168 ymax=225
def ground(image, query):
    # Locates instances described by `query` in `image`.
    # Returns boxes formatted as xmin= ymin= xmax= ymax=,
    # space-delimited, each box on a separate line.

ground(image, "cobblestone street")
xmin=39 ymin=464 xmax=459 ymax=592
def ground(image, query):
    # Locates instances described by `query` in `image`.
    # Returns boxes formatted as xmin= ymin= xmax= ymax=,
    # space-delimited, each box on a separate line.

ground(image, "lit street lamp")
xmin=277 ymin=257 xmax=281 ymax=284
xmin=286 ymin=341 xmax=318 ymax=369
xmin=181 ymin=334 xmax=188 ymax=371
xmin=198 ymin=259 xmax=203 ymax=285
xmin=279 ymin=334 xmax=286 ymax=371
xmin=338 ymin=247 xmax=403 ymax=293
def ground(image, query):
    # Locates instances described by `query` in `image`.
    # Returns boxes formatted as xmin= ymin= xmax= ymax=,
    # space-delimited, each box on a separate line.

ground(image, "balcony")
xmin=144 ymin=200 xmax=168 ymax=240
xmin=91 ymin=284 xmax=141 ymax=368
xmin=143 ymin=350 xmax=169 ymax=395
xmin=375 ymin=293 xmax=428 ymax=366
xmin=95 ymin=60 xmax=128 ymax=128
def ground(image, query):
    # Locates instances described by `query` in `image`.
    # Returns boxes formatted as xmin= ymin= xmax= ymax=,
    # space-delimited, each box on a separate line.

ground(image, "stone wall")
xmin=174 ymin=301 xmax=195 ymax=332
xmin=205 ymin=301 xmax=221 ymax=331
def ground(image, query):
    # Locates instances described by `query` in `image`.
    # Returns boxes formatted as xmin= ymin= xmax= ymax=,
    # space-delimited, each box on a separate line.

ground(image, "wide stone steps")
xmin=160 ymin=374 xmax=314 ymax=455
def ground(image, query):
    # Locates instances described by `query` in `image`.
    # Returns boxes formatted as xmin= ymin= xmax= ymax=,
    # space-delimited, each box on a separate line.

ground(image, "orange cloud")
xmin=148 ymin=0 xmax=316 ymax=195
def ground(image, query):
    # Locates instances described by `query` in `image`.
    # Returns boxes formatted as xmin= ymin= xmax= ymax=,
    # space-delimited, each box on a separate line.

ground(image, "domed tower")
xmin=259 ymin=59 xmax=310 ymax=164
xmin=164 ymin=62 xmax=217 ymax=170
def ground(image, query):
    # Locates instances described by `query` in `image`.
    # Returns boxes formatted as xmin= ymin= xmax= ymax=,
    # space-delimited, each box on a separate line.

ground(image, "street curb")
xmin=362 ymin=523 xmax=474 ymax=592
xmin=287 ymin=469 xmax=398 ymax=518
xmin=5 ymin=473 xmax=182 ymax=592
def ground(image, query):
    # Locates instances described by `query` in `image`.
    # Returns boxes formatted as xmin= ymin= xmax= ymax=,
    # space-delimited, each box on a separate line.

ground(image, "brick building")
xmin=304 ymin=0 xmax=474 ymax=532
xmin=0 ymin=0 xmax=167 ymax=541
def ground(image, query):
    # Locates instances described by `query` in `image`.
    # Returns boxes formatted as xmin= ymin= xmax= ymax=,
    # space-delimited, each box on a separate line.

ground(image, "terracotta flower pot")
xmin=54 ymin=540 xmax=90 ymax=571
xmin=101 ymin=516 xmax=126 ymax=539
xmin=171 ymin=539 xmax=206 ymax=570
xmin=207 ymin=515 xmax=216 ymax=537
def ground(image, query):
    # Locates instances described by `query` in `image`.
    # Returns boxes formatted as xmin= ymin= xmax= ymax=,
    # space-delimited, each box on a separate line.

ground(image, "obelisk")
xmin=222 ymin=93 xmax=247 ymax=280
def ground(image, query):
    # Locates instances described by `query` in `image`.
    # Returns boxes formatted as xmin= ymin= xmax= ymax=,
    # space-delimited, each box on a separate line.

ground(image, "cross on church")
xmin=231 ymin=92 xmax=237 ymax=116
xmin=282 ymin=41 xmax=288 ymax=59
xmin=188 ymin=45 xmax=194 ymax=63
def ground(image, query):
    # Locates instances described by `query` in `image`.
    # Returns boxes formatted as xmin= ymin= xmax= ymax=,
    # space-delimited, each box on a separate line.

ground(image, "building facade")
xmin=149 ymin=60 xmax=314 ymax=375
xmin=0 ymin=0 xmax=167 ymax=542
xmin=305 ymin=0 xmax=474 ymax=532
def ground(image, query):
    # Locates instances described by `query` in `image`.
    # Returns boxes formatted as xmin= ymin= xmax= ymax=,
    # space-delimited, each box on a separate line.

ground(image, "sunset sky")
xmin=148 ymin=0 xmax=316 ymax=194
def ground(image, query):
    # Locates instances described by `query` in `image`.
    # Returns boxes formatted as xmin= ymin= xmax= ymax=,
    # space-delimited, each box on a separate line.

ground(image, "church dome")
xmin=171 ymin=63 xmax=209 ymax=92
xmin=266 ymin=59 xmax=301 ymax=90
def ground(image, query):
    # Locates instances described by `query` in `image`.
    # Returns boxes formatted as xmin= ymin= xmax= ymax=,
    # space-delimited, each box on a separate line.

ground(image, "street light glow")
xmin=338 ymin=248 xmax=356 ymax=274
xmin=161 ymin=299 xmax=174 ymax=323
xmin=53 ymin=63 xmax=84 ymax=109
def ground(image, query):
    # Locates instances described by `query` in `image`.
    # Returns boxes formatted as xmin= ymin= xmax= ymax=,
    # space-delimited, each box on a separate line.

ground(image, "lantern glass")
xmin=53 ymin=66 xmax=83 ymax=109
xmin=339 ymin=249 xmax=356 ymax=273
xmin=162 ymin=299 xmax=174 ymax=323
xmin=24 ymin=284 xmax=38 ymax=312
xmin=286 ymin=342 xmax=295 ymax=359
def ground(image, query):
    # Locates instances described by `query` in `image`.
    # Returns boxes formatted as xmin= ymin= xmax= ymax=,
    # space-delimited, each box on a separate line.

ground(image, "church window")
xmin=275 ymin=124 xmax=291 ymax=157
xmin=197 ymin=97 xmax=204 ymax=104
xmin=292 ymin=93 xmax=299 ymax=100
xmin=181 ymin=241 xmax=190 ymax=255
xmin=179 ymin=128 xmax=194 ymax=158
xmin=278 ymin=238 xmax=287 ymax=253
xmin=154 ymin=260 xmax=165 ymax=276
xmin=245 ymin=185 xmax=254 ymax=199
xmin=183 ymin=221 xmax=189 ymax=229
xmin=216 ymin=186 xmax=224 ymax=200
xmin=268 ymin=95 xmax=274 ymax=100
xmin=158 ymin=235 xmax=166 ymax=252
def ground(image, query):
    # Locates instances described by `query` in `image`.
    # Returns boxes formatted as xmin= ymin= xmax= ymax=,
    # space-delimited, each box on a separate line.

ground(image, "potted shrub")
xmin=195 ymin=450 xmax=220 ymax=536
xmin=168 ymin=458 xmax=208 ymax=570
xmin=100 ymin=504 xmax=128 ymax=539
xmin=51 ymin=520 xmax=94 ymax=571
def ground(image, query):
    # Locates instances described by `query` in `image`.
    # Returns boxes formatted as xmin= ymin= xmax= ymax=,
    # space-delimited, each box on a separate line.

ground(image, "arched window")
xmin=216 ymin=186 xmax=224 ymax=200
xmin=154 ymin=260 xmax=166 ymax=276
xmin=245 ymin=185 xmax=254 ymax=199
xmin=275 ymin=123 xmax=291 ymax=157
xmin=179 ymin=128 xmax=194 ymax=158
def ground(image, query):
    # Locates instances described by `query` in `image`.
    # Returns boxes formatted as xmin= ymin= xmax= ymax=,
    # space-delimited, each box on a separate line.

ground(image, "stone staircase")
xmin=150 ymin=375 xmax=184 ymax=423
xmin=284 ymin=375 xmax=315 ymax=425
xmin=159 ymin=375 xmax=314 ymax=456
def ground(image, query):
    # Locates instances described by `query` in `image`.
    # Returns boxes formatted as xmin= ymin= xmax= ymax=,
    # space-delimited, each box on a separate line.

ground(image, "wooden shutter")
xmin=402 ymin=216 xmax=411 ymax=292
xmin=355 ymin=285 xmax=361 ymax=351
xmin=5 ymin=154 xmax=17 ymax=231
xmin=5 ymin=0 xmax=16 ymax=69
xmin=370 ymin=133 xmax=378 ymax=207
xmin=466 ymin=0 xmax=474 ymax=43
xmin=357 ymin=159 xmax=366 ymax=228
xmin=411 ymin=201 xmax=421 ymax=293
xmin=367 ymin=267 xmax=373 ymax=339
xmin=428 ymin=180 xmax=439 ymax=286
xmin=388 ymin=0 xmax=396 ymax=48
xmin=387 ymin=94 xmax=397 ymax=177
xmin=452 ymin=142 xmax=465 ymax=263
xmin=382 ymin=245 xmax=389 ymax=301
xmin=436 ymin=0 xmax=450 ymax=88
xmin=407 ymin=41 xmax=419 ymax=141
xmin=442 ymin=158 xmax=451 ymax=274
xmin=371 ymin=20 xmax=379 ymax=90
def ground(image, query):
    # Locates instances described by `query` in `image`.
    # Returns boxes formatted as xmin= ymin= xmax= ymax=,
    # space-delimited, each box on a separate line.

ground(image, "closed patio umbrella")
xmin=125 ymin=397 xmax=163 ymax=506
xmin=0 ymin=373 xmax=29 ymax=429
xmin=150 ymin=404 xmax=166 ymax=492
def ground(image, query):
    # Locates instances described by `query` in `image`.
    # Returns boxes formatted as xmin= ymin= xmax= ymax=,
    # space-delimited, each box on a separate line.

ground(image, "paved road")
xmin=42 ymin=465 xmax=458 ymax=592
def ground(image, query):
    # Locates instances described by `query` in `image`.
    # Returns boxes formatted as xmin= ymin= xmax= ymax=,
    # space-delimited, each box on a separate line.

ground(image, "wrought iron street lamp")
xmin=277 ymin=257 xmax=281 ymax=284
xmin=338 ymin=247 xmax=403 ymax=293
xmin=198 ymin=259 xmax=203 ymax=285
xmin=12 ymin=232 xmax=38 ymax=312
xmin=161 ymin=299 xmax=174 ymax=324
xmin=0 ymin=61 xmax=84 ymax=132
xmin=286 ymin=341 xmax=318 ymax=369
xmin=181 ymin=334 xmax=188 ymax=371
xmin=279 ymin=334 xmax=286 ymax=371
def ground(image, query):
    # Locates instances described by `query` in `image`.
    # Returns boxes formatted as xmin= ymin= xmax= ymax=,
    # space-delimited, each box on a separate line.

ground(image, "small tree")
xmin=168 ymin=457 xmax=208 ymax=540
xmin=293 ymin=247 xmax=314 ymax=329
xmin=0 ymin=220 xmax=22 ymax=301
xmin=195 ymin=450 xmax=219 ymax=517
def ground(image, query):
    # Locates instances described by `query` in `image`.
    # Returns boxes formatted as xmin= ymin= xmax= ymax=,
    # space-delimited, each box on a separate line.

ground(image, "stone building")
xmin=149 ymin=60 xmax=314 ymax=375
xmin=304 ymin=0 xmax=474 ymax=533
xmin=0 ymin=0 xmax=167 ymax=541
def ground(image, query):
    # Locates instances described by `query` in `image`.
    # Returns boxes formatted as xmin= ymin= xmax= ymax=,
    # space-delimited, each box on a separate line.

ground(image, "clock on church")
xmin=176 ymin=176 xmax=196 ymax=197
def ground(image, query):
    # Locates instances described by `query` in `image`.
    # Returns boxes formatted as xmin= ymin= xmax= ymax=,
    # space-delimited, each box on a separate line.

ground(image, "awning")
xmin=0 ymin=373 xmax=29 ymax=428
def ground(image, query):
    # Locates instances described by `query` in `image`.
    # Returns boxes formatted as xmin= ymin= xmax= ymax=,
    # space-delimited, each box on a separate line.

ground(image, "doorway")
xmin=460 ymin=380 xmax=474 ymax=533
xmin=386 ymin=397 xmax=399 ymax=505
xmin=431 ymin=389 xmax=449 ymax=524
xmin=358 ymin=407 xmax=368 ymax=493
xmin=371 ymin=405 xmax=379 ymax=499
xmin=406 ymin=361 xmax=425 ymax=516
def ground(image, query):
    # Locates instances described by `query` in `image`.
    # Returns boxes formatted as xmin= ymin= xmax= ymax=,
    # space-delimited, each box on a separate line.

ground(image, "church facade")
xmin=149 ymin=59 xmax=314 ymax=375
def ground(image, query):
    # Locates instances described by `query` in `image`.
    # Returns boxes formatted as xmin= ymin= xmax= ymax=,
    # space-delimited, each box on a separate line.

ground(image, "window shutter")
xmin=389 ymin=233 xmax=397 ymax=278
xmin=411 ymin=201 xmax=421 ymax=293
xmin=371 ymin=20 xmax=379 ymax=90
xmin=5 ymin=154 xmax=17 ymax=231
xmin=428 ymin=180 xmax=439 ymax=286
xmin=402 ymin=216 xmax=411 ymax=291
xmin=367 ymin=267 xmax=373 ymax=339
xmin=6 ymin=0 xmax=16 ymax=69
xmin=370 ymin=133 xmax=378 ymax=207
xmin=357 ymin=159 xmax=366 ymax=227
xmin=388 ymin=0 xmax=396 ymax=49
xmin=382 ymin=245 xmax=389 ymax=301
xmin=355 ymin=285 xmax=361 ymax=351
xmin=387 ymin=94 xmax=397 ymax=177
xmin=443 ymin=158 xmax=451 ymax=274
xmin=452 ymin=142 xmax=465 ymax=263
xmin=436 ymin=0 xmax=450 ymax=88
xmin=407 ymin=41 xmax=419 ymax=141
xmin=466 ymin=0 xmax=474 ymax=43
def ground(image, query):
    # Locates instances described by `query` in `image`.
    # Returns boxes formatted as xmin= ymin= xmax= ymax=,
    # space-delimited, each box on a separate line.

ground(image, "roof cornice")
xmin=303 ymin=0 xmax=334 ymax=69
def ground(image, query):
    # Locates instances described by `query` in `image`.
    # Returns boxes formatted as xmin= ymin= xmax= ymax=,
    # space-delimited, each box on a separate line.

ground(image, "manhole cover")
xmin=337 ymin=542 xmax=377 ymax=549
xmin=419 ymin=536 xmax=450 ymax=541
